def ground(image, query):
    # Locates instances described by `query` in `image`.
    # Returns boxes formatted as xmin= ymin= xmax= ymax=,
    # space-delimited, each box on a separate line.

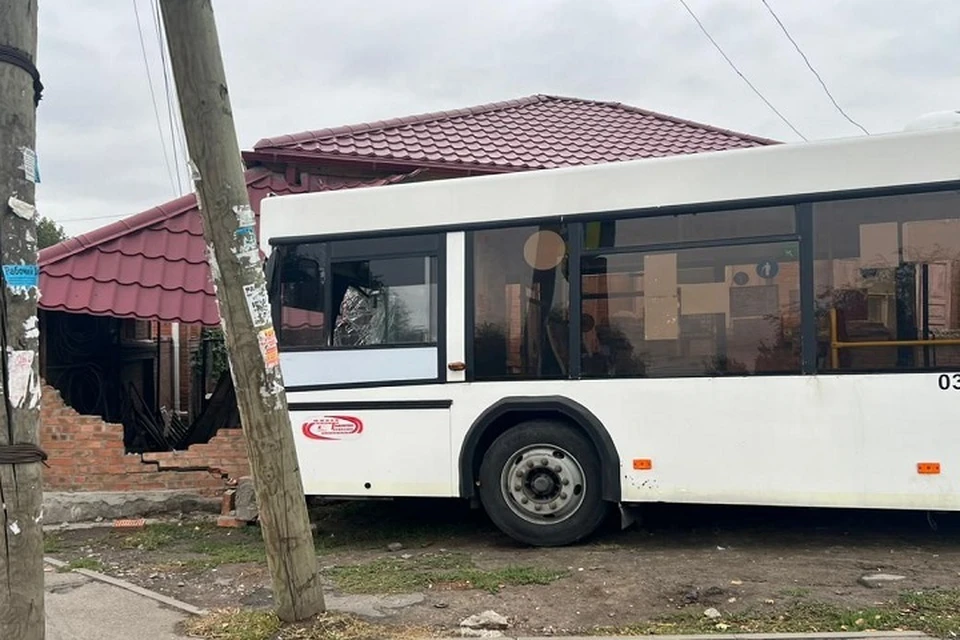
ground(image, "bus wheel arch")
xmin=459 ymin=396 xmax=622 ymax=505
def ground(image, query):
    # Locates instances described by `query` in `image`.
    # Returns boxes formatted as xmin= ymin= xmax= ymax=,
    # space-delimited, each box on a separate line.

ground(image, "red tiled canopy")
xmin=39 ymin=94 xmax=775 ymax=326
xmin=38 ymin=169 xmax=414 ymax=325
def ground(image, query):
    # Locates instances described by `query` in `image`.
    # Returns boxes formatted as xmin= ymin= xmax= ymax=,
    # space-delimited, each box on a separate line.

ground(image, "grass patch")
xmin=66 ymin=519 xmax=270 ymax=570
xmin=119 ymin=523 xmax=207 ymax=550
xmin=93 ymin=503 xmax=482 ymax=559
xmin=900 ymin=590 xmax=960 ymax=638
xmin=182 ymin=608 xmax=425 ymax=640
xmin=594 ymin=590 xmax=960 ymax=638
xmin=310 ymin=499 xmax=488 ymax=553
xmin=118 ymin=522 xmax=266 ymax=568
xmin=43 ymin=533 xmax=62 ymax=554
xmin=181 ymin=609 xmax=280 ymax=640
xmin=326 ymin=552 xmax=566 ymax=594
xmin=58 ymin=557 xmax=105 ymax=573
xmin=184 ymin=538 xmax=266 ymax=568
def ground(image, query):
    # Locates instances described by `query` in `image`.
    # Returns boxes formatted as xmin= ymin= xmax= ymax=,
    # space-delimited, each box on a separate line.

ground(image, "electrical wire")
xmin=676 ymin=0 xmax=807 ymax=141
xmin=151 ymin=0 xmax=187 ymax=194
xmin=133 ymin=0 xmax=178 ymax=195
xmin=759 ymin=0 xmax=869 ymax=135
xmin=162 ymin=33 xmax=192 ymax=192
xmin=53 ymin=212 xmax=141 ymax=224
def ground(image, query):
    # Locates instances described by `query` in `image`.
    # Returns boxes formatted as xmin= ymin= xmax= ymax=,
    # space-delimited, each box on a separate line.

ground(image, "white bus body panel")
xmin=289 ymin=373 xmax=960 ymax=510
xmin=279 ymin=347 xmax=437 ymax=387
xmin=292 ymin=405 xmax=453 ymax=497
xmin=444 ymin=232 xmax=467 ymax=383
xmin=260 ymin=127 xmax=960 ymax=248
xmin=262 ymin=126 xmax=960 ymax=514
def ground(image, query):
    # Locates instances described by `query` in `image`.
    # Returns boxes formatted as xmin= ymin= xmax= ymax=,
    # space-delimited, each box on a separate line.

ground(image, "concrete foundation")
xmin=43 ymin=490 xmax=220 ymax=524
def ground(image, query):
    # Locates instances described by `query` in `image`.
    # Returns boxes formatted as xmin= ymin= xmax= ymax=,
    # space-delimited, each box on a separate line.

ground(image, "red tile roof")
xmin=253 ymin=94 xmax=775 ymax=172
xmin=39 ymin=169 xmax=416 ymax=325
xmin=40 ymin=94 xmax=775 ymax=326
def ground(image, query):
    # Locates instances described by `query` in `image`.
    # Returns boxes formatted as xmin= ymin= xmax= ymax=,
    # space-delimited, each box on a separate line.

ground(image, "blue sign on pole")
xmin=3 ymin=264 xmax=39 ymax=288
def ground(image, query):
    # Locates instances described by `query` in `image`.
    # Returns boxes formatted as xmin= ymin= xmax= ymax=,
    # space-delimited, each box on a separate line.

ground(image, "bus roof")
xmin=259 ymin=126 xmax=960 ymax=247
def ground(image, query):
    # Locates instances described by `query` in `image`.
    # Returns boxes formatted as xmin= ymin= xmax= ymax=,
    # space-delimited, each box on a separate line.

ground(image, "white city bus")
xmin=260 ymin=125 xmax=960 ymax=546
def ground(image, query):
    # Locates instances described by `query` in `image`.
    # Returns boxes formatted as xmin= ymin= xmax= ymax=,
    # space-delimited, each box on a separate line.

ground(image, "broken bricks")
xmin=217 ymin=476 xmax=258 ymax=527
xmin=112 ymin=518 xmax=146 ymax=529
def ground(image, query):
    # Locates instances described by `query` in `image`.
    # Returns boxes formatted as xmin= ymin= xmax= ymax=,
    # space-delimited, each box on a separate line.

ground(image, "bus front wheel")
xmin=478 ymin=420 xmax=609 ymax=546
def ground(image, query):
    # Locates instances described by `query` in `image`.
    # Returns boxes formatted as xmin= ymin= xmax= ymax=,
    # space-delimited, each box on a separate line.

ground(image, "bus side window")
xmin=273 ymin=243 xmax=328 ymax=349
xmin=471 ymin=225 xmax=570 ymax=380
xmin=330 ymin=256 xmax=438 ymax=347
xmin=581 ymin=243 xmax=801 ymax=378
xmin=814 ymin=191 xmax=960 ymax=372
xmin=269 ymin=234 xmax=440 ymax=354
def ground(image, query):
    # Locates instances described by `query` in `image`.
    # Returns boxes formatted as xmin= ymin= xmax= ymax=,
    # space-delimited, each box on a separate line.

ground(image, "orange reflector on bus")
xmin=633 ymin=459 xmax=652 ymax=471
xmin=917 ymin=462 xmax=941 ymax=475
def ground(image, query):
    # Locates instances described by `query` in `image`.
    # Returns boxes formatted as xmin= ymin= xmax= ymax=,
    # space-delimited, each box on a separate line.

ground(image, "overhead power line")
xmin=759 ymin=0 xmax=869 ymax=135
xmin=676 ymin=0 xmax=807 ymax=141
xmin=133 ymin=0 xmax=178 ymax=195
xmin=55 ymin=212 xmax=135 ymax=224
xmin=151 ymin=0 xmax=188 ymax=193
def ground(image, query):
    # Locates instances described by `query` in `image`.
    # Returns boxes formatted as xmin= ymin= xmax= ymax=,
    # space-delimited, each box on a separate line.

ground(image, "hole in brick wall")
xmin=42 ymin=310 xmax=241 ymax=456
xmin=38 ymin=313 xmax=256 ymax=495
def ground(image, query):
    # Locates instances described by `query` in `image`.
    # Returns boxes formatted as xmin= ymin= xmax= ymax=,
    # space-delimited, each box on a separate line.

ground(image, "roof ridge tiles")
xmin=253 ymin=95 xmax=548 ymax=149
xmin=249 ymin=94 xmax=776 ymax=174
xmin=538 ymin=93 xmax=778 ymax=145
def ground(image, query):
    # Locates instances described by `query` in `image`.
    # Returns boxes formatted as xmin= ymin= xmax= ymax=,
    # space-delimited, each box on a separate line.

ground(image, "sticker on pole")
xmin=8 ymin=350 xmax=35 ymax=408
xmin=302 ymin=416 xmax=363 ymax=441
xmin=235 ymin=225 xmax=258 ymax=252
xmin=257 ymin=327 xmax=279 ymax=368
xmin=3 ymin=264 xmax=39 ymax=290
xmin=243 ymin=284 xmax=271 ymax=327
xmin=233 ymin=226 xmax=260 ymax=266
xmin=20 ymin=148 xmax=40 ymax=183
xmin=7 ymin=196 xmax=36 ymax=220
xmin=234 ymin=204 xmax=256 ymax=228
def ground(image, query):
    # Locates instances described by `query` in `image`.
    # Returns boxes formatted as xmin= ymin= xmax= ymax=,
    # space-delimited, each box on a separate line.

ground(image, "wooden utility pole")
xmin=158 ymin=0 xmax=323 ymax=622
xmin=0 ymin=1 xmax=45 ymax=639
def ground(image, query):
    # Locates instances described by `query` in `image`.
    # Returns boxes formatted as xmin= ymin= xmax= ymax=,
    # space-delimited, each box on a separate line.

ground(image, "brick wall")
xmin=142 ymin=430 xmax=250 ymax=480
xmin=40 ymin=384 xmax=249 ymax=496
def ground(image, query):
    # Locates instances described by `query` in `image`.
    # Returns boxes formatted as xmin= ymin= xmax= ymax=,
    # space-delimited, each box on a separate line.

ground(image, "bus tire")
xmin=478 ymin=419 xmax=609 ymax=546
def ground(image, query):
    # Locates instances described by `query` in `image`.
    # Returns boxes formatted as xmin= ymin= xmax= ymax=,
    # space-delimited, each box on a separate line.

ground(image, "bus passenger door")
xmin=269 ymin=231 xmax=456 ymax=498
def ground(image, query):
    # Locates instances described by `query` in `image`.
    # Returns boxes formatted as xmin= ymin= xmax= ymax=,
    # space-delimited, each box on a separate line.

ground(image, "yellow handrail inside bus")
xmin=828 ymin=308 xmax=960 ymax=369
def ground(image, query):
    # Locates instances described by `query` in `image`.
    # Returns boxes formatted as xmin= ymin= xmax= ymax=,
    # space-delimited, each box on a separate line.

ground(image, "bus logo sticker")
xmin=302 ymin=416 xmax=363 ymax=441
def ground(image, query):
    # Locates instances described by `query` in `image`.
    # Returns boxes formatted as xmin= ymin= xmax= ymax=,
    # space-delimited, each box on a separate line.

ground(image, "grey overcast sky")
xmin=35 ymin=0 xmax=960 ymax=237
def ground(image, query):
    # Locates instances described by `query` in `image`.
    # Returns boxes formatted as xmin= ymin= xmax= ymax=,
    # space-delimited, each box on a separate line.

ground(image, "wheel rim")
xmin=499 ymin=444 xmax=586 ymax=525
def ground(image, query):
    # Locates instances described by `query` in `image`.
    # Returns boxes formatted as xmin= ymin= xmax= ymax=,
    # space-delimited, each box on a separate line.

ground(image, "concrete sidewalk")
xmin=45 ymin=568 xmax=187 ymax=640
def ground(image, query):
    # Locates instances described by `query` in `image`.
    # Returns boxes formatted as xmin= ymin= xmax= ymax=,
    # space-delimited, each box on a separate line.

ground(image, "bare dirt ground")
xmin=45 ymin=500 xmax=960 ymax=636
